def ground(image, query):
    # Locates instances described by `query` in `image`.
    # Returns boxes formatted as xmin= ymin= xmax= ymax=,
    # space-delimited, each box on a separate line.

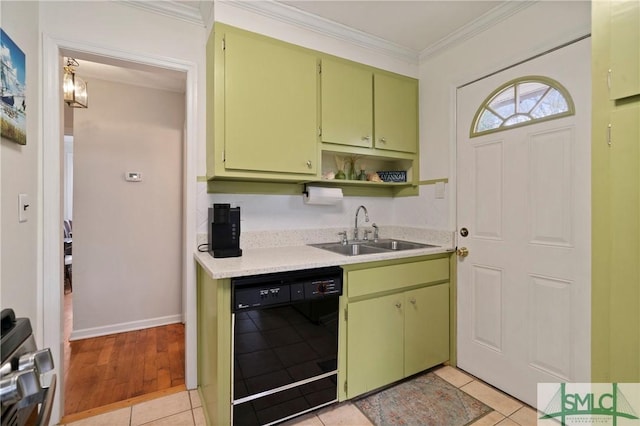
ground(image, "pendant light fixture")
xmin=63 ymin=58 xmax=88 ymax=108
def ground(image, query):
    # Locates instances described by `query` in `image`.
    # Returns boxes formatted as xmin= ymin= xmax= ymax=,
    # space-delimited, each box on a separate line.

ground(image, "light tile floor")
xmin=62 ymin=390 xmax=205 ymax=426
xmin=61 ymin=366 xmax=542 ymax=426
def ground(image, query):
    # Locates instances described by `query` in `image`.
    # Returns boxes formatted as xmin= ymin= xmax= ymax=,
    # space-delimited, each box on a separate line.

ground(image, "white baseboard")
xmin=69 ymin=314 xmax=183 ymax=341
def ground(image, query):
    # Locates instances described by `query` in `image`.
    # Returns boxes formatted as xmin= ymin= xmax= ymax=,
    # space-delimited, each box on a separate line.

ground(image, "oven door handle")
xmin=36 ymin=374 xmax=56 ymax=426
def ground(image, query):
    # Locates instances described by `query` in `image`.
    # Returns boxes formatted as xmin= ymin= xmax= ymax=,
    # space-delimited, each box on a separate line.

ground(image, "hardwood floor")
xmin=63 ymin=293 xmax=185 ymax=415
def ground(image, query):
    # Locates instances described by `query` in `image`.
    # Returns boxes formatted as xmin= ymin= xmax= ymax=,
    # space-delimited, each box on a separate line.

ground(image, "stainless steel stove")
xmin=1 ymin=309 xmax=56 ymax=426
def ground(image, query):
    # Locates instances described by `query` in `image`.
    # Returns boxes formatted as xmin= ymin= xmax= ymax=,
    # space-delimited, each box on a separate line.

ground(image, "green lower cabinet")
xmin=347 ymin=293 xmax=405 ymax=397
xmin=196 ymin=266 xmax=232 ymax=426
xmin=346 ymin=279 xmax=450 ymax=399
xmin=404 ymin=284 xmax=450 ymax=377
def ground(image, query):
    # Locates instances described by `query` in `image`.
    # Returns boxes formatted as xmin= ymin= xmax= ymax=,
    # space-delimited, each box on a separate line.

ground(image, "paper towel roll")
xmin=303 ymin=186 xmax=343 ymax=205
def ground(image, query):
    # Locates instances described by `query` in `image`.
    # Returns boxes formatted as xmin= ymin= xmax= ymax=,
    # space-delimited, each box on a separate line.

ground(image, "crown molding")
xmin=223 ymin=0 xmax=420 ymax=64
xmin=115 ymin=0 xmax=537 ymax=66
xmin=117 ymin=0 xmax=205 ymax=26
xmin=419 ymin=0 xmax=536 ymax=61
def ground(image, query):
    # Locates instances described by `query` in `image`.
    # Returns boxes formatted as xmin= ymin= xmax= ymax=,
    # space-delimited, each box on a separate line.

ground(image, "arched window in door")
xmin=470 ymin=76 xmax=574 ymax=137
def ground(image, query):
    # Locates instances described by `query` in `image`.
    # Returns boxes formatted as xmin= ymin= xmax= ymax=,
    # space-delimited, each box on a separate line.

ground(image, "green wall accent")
xmin=418 ymin=178 xmax=448 ymax=185
xmin=205 ymin=179 xmax=419 ymax=197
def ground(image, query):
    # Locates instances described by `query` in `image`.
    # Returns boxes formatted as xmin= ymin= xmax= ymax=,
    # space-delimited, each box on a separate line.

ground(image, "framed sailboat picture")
xmin=1 ymin=29 xmax=27 ymax=145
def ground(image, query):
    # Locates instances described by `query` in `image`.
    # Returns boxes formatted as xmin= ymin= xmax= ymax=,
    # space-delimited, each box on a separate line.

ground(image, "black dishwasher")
xmin=231 ymin=266 xmax=343 ymax=425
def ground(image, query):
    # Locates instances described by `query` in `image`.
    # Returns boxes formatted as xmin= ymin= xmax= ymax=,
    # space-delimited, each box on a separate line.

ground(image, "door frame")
xmin=41 ymin=34 xmax=198 ymax=423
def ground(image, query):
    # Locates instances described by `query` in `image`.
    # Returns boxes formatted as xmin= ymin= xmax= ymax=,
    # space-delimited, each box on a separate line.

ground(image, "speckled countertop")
xmin=194 ymin=226 xmax=455 ymax=279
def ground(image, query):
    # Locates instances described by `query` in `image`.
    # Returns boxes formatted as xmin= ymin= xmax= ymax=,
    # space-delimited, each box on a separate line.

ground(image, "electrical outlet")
xmin=19 ymin=194 xmax=30 ymax=223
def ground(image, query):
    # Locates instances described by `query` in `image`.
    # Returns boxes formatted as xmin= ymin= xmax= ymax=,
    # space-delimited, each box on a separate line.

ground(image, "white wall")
xmin=63 ymin=135 xmax=73 ymax=220
xmin=39 ymin=0 xmax=207 ymax=183
xmin=419 ymin=1 xmax=591 ymax=181
xmin=38 ymin=4 xmax=203 ymax=419
xmin=1 ymin=1 xmax=41 ymax=336
xmin=72 ymin=78 xmax=184 ymax=337
xmin=392 ymin=1 xmax=592 ymax=231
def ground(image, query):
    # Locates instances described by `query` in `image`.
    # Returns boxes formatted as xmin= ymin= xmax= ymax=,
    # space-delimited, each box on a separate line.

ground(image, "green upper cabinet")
xmin=609 ymin=0 xmax=640 ymax=100
xmin=374 ymin=73 xmax=419 ymax=153
xmin=321 ymin=59 xmax=373 ymax=149
xmin=207 ymin=23 xmax=420 ymax=193
xmin=321 ymin=59 xmax=419 ymax=154
xmin=207 ymin=24 xmax=318 ymax=180
xmin=224 ymin=30 xmax=318 ymax=175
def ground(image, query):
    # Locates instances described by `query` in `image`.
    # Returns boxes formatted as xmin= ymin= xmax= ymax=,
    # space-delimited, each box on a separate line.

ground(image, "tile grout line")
xmin=72 ymin=368 xmax=537 ymax=426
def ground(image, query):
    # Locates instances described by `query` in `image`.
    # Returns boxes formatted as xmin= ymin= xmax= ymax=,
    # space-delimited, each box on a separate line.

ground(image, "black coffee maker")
xmin=208 ymin=203 xmax=242 ymax=258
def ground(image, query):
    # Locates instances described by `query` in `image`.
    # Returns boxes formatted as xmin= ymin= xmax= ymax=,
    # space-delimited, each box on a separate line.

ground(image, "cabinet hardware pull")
xmin=362 ymin=136 xmax=370 ymax=141
xmin=379 ymin=137 xmax=387 ymax=143
xmin=410 ymin=298 xmax=416 ymax=305
xmin=306 ymin=160 xmax=312 ymax=168
xmin=607 ymin=69 xmax=611 ymax=90
xmin=607 ymin=123 xmax=612 ymax=147
xmin=395 ymin=302 xmax=401 ymax=309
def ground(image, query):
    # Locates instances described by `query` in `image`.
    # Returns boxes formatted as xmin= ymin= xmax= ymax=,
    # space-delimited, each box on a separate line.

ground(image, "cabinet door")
xmin=347 ymin=293 xmax=404 ymax=398
xmin=608 ymin=105 xmax=640 ymax=380
xmin=321 ymin=59 xmax=373 ymax=148
xmin=610 ymin=0 xmax=640 ymax=100
xmin=404 ymin=284 xmax=450 ymax=377
xmin=374 ymin=73 xmax=418 ymax=153
xmin=224 ymin=31 xmax=318 ymax=175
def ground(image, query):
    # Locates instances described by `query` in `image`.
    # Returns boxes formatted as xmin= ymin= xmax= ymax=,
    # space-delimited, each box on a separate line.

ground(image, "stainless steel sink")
xmin=308 ymin=242 xmax=388 ymax=256
xmin=309 ymin=239 xmax=439 ymax=256
xmin=365 ymin=239 xmax=439 ymax=251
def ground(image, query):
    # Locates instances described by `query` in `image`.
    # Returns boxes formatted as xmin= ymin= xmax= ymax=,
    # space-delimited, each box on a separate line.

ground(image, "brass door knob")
xmin=457 ymin=247 xmax=469 ymax=257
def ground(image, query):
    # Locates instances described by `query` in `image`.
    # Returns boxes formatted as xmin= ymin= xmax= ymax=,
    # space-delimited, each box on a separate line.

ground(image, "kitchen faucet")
xmin=353 ymin=205 xmax=369 ymax=241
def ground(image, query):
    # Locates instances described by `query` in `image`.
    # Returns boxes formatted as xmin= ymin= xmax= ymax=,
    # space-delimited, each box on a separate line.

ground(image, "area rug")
xmin=353 ymin=372 xmax=492 ymax=426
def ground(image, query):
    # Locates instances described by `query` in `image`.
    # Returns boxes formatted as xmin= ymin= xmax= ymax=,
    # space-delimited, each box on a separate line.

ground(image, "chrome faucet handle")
xmin=363 ymin=229 xmax=372 ymax=241
xmin=337 ymin=231 xmax=348 ymax=245
xmin=372 ymin=223 xmax=379 ymax=242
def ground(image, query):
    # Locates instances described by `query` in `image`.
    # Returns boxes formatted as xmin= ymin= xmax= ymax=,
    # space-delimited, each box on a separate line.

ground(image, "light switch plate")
xmin=19 ymin=193 xmax=30 ymax=223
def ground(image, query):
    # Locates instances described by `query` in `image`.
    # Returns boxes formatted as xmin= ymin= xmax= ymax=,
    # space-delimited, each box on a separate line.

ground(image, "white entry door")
xmin=456 ymin=38 xmax=591 ymax=406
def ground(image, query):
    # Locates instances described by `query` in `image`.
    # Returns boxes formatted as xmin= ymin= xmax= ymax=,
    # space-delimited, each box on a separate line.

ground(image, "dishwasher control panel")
xmin=234 ymin=284 xmax=291 ymax=310
xmin=231 ymin=266 xmax=343 ymax=312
